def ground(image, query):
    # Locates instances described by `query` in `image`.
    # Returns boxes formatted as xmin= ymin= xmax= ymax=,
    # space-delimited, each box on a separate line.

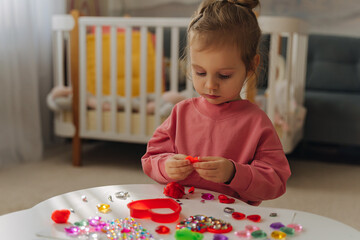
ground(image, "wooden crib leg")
xmin=70 ymin=10 xmax=82 ymax=166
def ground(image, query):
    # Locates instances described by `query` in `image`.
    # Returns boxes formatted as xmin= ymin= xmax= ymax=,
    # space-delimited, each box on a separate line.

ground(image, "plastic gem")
xmin=115 ymin=191 xmax=130 ymax=200
xmin=287 ymin=223 xmax=303 ymax=232
xmin=81 ymin=195 xmax=87 ymax=202
xmin=200 ymin=200 xmax=205 ymax=203
xmin=201 ymin=193 xmax=214 ymax=200
xmin=270 ymin=222 xmax=285 ymax=229
xmin=213 ymin=234 xmax=228 ymax=240
xmin=108 ymin=195 xmax=113 ymax=202
xmin=224 ymin=207 xmax=235 ymax=214
xmin=234 ymin=230 xmax=251 ymax=238
xmin=155 ymin=225 xmax=170 ymax=234
xmin=64 ymin=226 xmax=80 ymax=236
xmin=218 ymin=195 xmax=235 ymax=204
xmin=189 ymin=186 xmax=195 ymax=194
xmin=232 ymin=212 xmax=246 ymax=220
xmin=245 ymin=225 xmax=260 ymax=232
xmin=74 ymin=220 xmax=88 ymax=227
xmin=271 ymin=230 xmax=287 ymax=239
xmin=88 ymin=216 xmax=101 ymax=226
xmin=96 ymin=204 xmax=110 ymax=213
xmin=69 ymin=208 xmax=75 ymax=213
xmin=251 ymin=230 xmax=267 ymax=238
xmin=51 ymin=209 xmax=71 ymax=223
xmin=246 ymin=214 xmax=261 ymax=222
xmin=280 ymin=227 xmax=295 ymax=236
xmin=269 ymin=212 xmax=277 ymax=217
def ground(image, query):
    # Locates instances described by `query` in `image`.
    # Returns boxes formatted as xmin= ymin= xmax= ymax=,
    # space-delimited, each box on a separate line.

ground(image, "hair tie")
xmin=224 ymin=0 xmax=248 ymax=8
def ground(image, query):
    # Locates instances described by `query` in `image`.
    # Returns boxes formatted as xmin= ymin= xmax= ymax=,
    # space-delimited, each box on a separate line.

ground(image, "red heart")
xmin=247 ymin=214 xmax=261 ymax=222
xmin=185 ymin=156 xmax=199 ymax=164
xmin=218 ymin=194 xmax=235 ymax=204
xmin=51 ymin=209 xmax=71 ymax=223
xmin=232 ymin=212 xmax=246 ymax=220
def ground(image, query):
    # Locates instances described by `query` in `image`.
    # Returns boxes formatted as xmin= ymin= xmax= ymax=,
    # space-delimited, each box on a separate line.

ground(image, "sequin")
xmin=271 ymin=230 xmax=287 ymax=239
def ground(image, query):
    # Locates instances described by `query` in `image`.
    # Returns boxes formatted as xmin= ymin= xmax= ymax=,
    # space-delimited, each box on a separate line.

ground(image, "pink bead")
xmin=287 ymin=223 xmax=303 ymax=232
xmin=234 ymin=230 xmax=251 ymax=239
xmin=245 ymin=225 xmax=260 ymax=232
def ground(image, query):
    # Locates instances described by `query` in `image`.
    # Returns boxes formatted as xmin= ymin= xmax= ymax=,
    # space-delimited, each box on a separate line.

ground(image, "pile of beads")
xmin=177 ymin=215 xmax=232 ymax=234
xmin=64 ymin=216 xmax=155 ymax=240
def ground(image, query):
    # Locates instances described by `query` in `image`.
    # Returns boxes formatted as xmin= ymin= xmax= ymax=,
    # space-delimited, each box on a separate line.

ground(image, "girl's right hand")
xmin=165 ymin=154 xmax=194 ymax=181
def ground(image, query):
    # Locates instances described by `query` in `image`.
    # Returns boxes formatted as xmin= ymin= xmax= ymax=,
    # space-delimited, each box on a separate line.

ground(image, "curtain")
xmin=0 ymin=0 xmax=65 ymax=168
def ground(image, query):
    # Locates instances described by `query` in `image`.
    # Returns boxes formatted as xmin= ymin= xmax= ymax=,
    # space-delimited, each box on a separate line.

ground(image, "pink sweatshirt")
xmin=142 ymin=97 xmax=291 ymax=205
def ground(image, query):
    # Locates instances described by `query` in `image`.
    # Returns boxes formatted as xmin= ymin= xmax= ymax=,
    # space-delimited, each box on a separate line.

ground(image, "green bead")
xmin=280 ymin=226 xmax=295 ymax=236
xmin=251 ymin=230 xmax=267 ymax=238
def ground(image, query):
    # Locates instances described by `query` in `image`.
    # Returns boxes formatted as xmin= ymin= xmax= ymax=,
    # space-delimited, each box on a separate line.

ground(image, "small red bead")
xmin=155 ymin=225 xmax=170 ymax=234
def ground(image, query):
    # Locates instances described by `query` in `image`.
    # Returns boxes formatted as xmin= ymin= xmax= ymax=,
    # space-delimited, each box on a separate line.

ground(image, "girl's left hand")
xmin=193 ymin=156 xmax=235 ymax=183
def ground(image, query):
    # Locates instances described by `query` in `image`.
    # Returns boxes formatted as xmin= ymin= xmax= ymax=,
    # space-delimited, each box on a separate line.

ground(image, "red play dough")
xmin=51 ymin=209 xmax=71 ymax=223
xmin=163 ymin=182 xmax=185 ymax=199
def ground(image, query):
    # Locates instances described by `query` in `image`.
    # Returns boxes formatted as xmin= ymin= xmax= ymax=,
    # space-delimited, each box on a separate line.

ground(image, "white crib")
xmin=51 ymin=11 xmax=308 ymax=165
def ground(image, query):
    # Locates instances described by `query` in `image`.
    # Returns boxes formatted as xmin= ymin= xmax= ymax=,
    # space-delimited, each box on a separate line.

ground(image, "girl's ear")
xmin=246 ymin=54 xmax=260 ymax=79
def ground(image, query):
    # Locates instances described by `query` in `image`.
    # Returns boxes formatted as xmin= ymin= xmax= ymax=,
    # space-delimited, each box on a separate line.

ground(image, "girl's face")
xmin=190 ymin=39 xmax=253 ymax=105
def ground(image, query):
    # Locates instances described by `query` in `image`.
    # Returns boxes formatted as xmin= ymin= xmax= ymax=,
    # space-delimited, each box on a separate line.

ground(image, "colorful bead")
xmin=155 ymin=225 xmax=170 ymax=234
xmin=251 ymin=230 xmax=267 ymax=238
xmin=234 ymin=230 xmax=251 ymax=238
xmin=201 ymin=193 xmax=214 ymax=200
xmin=115 ymin=191 xmax=130 ymax=200
xmin=245 ymin=225 xmax=260 ymax=232
xmin=213 ymin=234 xmax=228 ymax=240
xmin=188 ymin=186 xmax=195 ymax=194
xmin=246 ymin=214 xmax=261 ymax=222
xmin=271 ymin=230 xmax=287 ymax=239
xmin=97 ymin=204 xmax=110 ymax=213
xmin=280 ymin=227 xmax=295 ymax=236
xmin=270 ymin=222 xmax=285 ymax=229
xmin=224 ymin=207 xmax=235 ymax=214
xmin=287 ymin=223 xmax=303 ymax=232
xmin=64 ymin=226 xmax=80 ymax=236
xmin=232 ymin=212 xmax=246 ymax=220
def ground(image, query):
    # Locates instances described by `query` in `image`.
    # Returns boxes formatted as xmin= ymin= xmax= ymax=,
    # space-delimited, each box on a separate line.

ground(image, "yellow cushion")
xmin=86 ymin=31 xmax=156 ymax=97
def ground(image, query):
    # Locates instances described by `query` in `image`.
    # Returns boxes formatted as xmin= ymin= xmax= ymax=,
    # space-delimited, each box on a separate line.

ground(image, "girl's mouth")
xmin=204 ymin=94 xmax=220 ymax=99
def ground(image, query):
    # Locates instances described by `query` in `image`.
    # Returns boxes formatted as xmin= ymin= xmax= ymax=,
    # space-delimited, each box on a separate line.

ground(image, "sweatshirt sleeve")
xmin=141 ymin=107 xmax=177 ymax=184
xmin=227 ymin=124 xmax=291 ymax=204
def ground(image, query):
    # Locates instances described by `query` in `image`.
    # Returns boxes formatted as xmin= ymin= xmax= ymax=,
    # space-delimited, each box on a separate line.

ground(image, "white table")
xmin=0 ymin=184 xmax=358 ymax=239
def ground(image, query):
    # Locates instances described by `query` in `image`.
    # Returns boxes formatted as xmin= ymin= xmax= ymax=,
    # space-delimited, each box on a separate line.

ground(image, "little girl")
xmin=141 ymin=0 xmax=291 ymax=206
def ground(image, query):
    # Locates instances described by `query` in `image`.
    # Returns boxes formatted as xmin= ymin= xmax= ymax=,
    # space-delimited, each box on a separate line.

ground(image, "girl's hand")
xmin=165 ymin=154 xmax=194 ymax=181
xmin=193 ymin=156 xmax=235 ymax=183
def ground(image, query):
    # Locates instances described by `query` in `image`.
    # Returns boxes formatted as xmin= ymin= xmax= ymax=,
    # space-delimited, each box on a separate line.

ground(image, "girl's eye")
xmin=219 ymin=74 xmax=231 ymax=79
xmin=196 ymin=72 xmax=206 ymax=76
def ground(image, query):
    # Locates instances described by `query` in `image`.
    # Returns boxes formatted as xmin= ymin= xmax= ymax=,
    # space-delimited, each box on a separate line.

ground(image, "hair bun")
xmin=233 ymin=0 xmax=259 ymax=10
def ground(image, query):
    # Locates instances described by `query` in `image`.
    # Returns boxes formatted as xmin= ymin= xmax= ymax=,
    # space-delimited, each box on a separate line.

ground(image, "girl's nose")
xmin=205 ymin=76 xmax=218 ymax=90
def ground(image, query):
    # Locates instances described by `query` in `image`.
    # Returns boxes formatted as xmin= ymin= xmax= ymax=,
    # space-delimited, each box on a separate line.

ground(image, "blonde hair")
xmin=187 ymin=0 xmax=261 ymax=74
